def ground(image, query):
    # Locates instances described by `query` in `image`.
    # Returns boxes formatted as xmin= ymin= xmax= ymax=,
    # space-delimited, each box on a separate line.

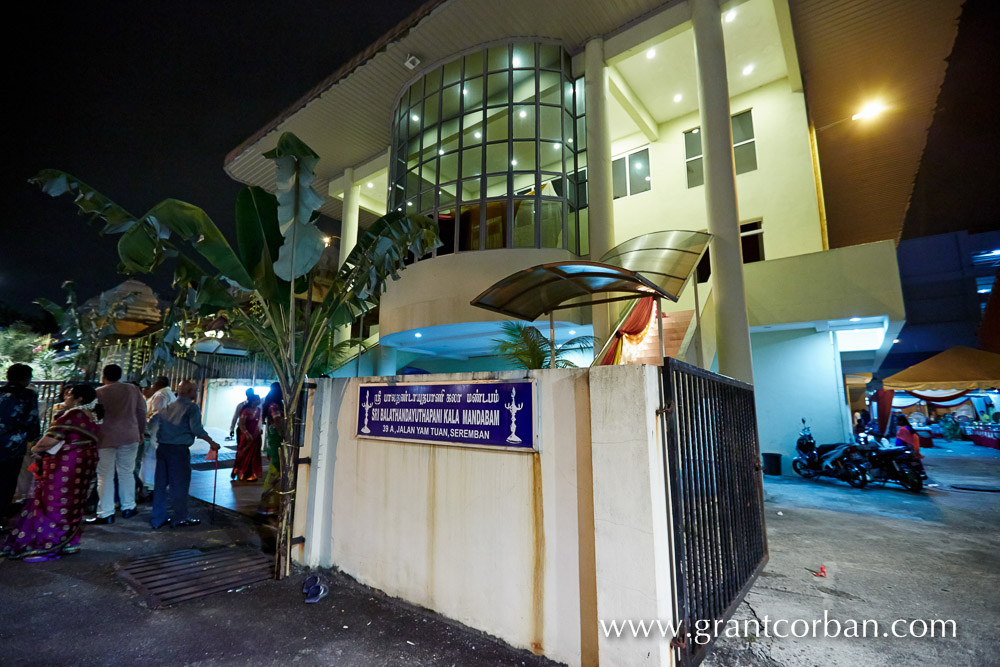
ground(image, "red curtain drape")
xmin=599 ymin=297 xmax=655 ymax=365
xmin=909 ymin=389 xmax=971 ymax=403
xmin=875 ymin=389 xmax=895 ymax=433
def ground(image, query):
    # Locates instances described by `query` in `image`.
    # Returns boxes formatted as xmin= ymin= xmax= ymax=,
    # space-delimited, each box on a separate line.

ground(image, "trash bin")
xmin=761 ymin=453 xmax=782 ymax=476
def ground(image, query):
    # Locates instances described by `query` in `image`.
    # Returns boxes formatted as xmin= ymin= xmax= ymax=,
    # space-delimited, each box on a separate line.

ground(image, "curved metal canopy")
xmin=470 ymin=230 xmax=712 ymax=321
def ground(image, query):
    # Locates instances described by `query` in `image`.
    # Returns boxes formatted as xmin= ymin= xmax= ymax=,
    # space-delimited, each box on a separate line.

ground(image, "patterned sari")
xmin=1 ymin=408 xmax=100 ymax=560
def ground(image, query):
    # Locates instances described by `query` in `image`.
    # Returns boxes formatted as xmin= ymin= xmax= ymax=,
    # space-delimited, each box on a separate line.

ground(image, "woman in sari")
xmin=257 ymin=383 xmax=284 ymax=515
xmin=232 ymin=394 xmax=262 ymax=482
xmin=1 ymin=384 xmax=101 ymax=562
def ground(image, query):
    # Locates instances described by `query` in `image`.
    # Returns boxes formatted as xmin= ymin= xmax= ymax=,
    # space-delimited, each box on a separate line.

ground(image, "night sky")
xmin=3 ymin=0 xmax=997 ymax=326
xmin=3 ymin=0 xmax=426 ymax=322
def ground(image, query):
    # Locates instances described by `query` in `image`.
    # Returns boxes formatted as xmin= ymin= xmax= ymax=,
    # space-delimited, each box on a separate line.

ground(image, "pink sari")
xmin=1 ymin=408 xmax=100 ymax=560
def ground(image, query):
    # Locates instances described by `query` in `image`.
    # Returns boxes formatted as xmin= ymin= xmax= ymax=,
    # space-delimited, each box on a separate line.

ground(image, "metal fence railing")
xmin=33 ymin=380 xmax=66 ymax=433
xmin=660 ymin=358 xmax=768 ymax=666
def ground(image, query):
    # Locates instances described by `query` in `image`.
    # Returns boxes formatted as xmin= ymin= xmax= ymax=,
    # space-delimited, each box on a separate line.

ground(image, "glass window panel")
xmin=406 ymin=169 xmax=420 ymax=199
xmin=443 ymin=60 xmax=462 ymax=86
xmin=563 ymin=80 xmax=575 ymax=112
xmin=539 ymin=141 xmax=563 ymax=173
xmin=464 ymin=51 xmax=484 ymax=78
xmin=408 ymin=80 xmax=423 ymax=108
xmin=440 ymin=118 xmax=460 ymax=153
xmin=732 ymin=110 xmax=754 ymax=144
xmin=511 ymin=43 xmax=534 ymax=69
xmin=577 ymin=151 xmax=587 ymax=170
xmin=576 ymin=116 xmax=587 ymax=151
xmin=486 ymin=107 xmax=509 ymax=142
xmin=441 ymin=84 xmax=461 ymax=119
xmin=459 ymin=204 xmax=481 ymax=251
xmin=406 ymin=140 xmax=420 ymax=168
xmin=485 ymin=142 xmax=509 ymax=173
xmin=408 ymin=109 xmax=421 ymax=139
xmin=540 ymin=105 xmax=562 ymax=141
xmin=423 ymin=92 xmax=439 ymax=127
xmin=512 ymin=171 xmax=536 ymax=194
xmin=439 ymin=150 xmax=459 ymax=183
xmin=574 ymin=78 xmax=585 ymax=116
xmin=629 ymin=149 xmax=651 ymax=195
xmin=420 ymin=189 xmax=436 ymax=212
xmin=461 ymin=146 xmax=482 ymax=178
xmin=734 ymin=142 xmax=758 ymax=174
xmin=539 ymin=72 xmax=561 ymax=105
xmin=684 ymin=129 xmax=702 ymax=159
xmin=461 ymin=177 xmax=481 ymax=202
xmin=540 ymin=201 xmax=563 ymax=249
xmin=462 ymin=77 xmax=483 ymax=111
xmin=513 ymin=198 xmax=535 ymax=248
xmin=511 ymin=141 xmax=536 ymax=171
xmin=421 ymin=129 xmax=439 ymax=162
xmin=568 ymin=202 xmax=578 ymax=255
xmin=538 ymin=44 xmax=560 ymax=70
xmin=421 ymin=159 xmax=438 ymax=185
xmin=486 ymin=174 xmax=508 ymax=198
xmin=612 ymin=157 xmax=627 ymax=200
xmin=741 ymin=230 xmax=765 ymax=263
xmin=439 ymin=184 xmax=457 ymax=207
xmin=686 ymin=156 xmax=704 ymax=188
xmin=484 ymin=201 xmax=507 ymax=249
xmin=563 ymin=141 xmax=575 ymax=166
xmin=487 ymin=72 xmax=508 ymax=106
xmin=424 ymin=68 xmax=442 ymax=93
xmin=578 ymin=207 xmax=589 ymax=256
xmin=463 ymin=111 xmax=484 ymax=145
xmin=512 ymin=69 xmax=535 ymax=104
xmin=488 ymin=44 xmax=509 ymax=71
xmin=513 ymin=105 xmax=535 ymax=139
xmin=561 ymin=109 xmax=574 ymax=144
xmin=437 ymin=209 xmax=455 ymax=256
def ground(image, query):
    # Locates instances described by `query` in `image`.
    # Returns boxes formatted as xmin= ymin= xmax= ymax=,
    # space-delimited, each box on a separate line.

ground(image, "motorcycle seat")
xmin=815 ymin=443 xmax=841 ymax=457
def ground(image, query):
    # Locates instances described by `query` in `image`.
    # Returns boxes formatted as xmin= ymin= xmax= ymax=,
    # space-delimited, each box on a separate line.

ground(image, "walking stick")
xmin=206 ymin=447 xmax=219 ymax=524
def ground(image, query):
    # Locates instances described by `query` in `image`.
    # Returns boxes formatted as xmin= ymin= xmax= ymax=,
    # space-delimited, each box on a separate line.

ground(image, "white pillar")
xmin=335 ymin=167 xmax=362 ymax=346
xmin=584 ymin=38 xmax=615 ymax=351
xmin=376 ymin=346 xmax=397 ymax=377
xmin=691 ymin=0 xmax=754 ymax=383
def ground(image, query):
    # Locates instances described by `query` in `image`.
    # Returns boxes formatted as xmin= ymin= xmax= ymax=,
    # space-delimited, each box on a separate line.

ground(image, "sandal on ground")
xmin=23 ymin=554 xmax=60 ymax=563
xmin=302 ymin=574 xmax=320 ymax=593
xmin=305 ymin=583 xmax=328 ymax=603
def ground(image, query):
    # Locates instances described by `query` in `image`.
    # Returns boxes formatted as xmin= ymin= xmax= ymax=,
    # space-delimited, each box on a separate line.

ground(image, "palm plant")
xmin=31 ymin=132 xmax=440 ymax=576
xmin=492 ymin=321 xmax=595 ymax=369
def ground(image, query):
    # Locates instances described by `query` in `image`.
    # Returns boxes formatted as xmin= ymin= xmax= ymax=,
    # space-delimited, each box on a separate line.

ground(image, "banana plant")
xmin=492 ymin=321 xmax=595 ymax=369
xmin=31 ymin=132 xmax=440 ymax=576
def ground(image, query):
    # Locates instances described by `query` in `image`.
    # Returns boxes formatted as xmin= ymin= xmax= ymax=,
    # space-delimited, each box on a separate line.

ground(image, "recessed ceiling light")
xmin=568 ymin=138 xmax=573 ymax=144
xmin=646 ymin=48 xmax=656 ymax=59
xmin=893 ymin=339 xmax=900 ymax=344
xmin=407 ymin=201 xmax=413 ymax=206
xmin=634 ymin=162 xmax=643 ymax=170
xmin=519 ymin=110 xmax=527 ymax=118
xmin=742 ymin=64 xmax=755 ymax=76
xmin=692 ymin=128 xmax=699 ymax=134
xmin=512 ymin=57 xmax=521 ymax=67
xmin=644 ymin=176 xmax=651 ymax=181
xmin=438 ymin=149 xmax=445 ymax=155
xmin=725 ymin=9 xmax=737 ymax=23
xmin=414 ymin=332 xmax=422 ymax=338
xmin=554 ymin=143 xmax=561 ymax=149
xmin=849 ymin=317 xmax=861 ymax=322
xmin=568 ymin=330 xmax=576 ymax=335
xmin=366 ymin=181 xmax=374 ymax=188
xmin=673 ymin=93 xmax=683 ymax=103
xmin=852 ymin=101 xmax=888 ymax=121
xmin=462 ymin=88 xmax=467 ymax=95
xmin=474 ymin=131 xmax=482 ymax=139
xmin=411 ymin=114 xmax=419 ymax=122
xmin=511 ymin=159 xmax=518 ymax=166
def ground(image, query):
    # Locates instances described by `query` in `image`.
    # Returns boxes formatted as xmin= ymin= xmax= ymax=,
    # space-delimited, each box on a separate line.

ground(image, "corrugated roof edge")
xmin=223 ymin=0 xmax=451 ymax=175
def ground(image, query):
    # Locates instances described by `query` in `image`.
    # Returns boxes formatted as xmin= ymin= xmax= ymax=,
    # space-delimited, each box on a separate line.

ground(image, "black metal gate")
xmin=660 ymin=358 xmax=768 ymax=666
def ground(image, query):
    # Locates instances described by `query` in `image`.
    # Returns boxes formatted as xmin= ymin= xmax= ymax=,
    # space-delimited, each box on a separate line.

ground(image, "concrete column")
xmin=691 ymin=0 xmax=754 ymax=383
xmin=584 ymin=38 xmax=615 ymax=351
xmin=335 ymin=167 xmax=362 ymax=346
xmin=376 ymin=345 xmax=397 ymax=377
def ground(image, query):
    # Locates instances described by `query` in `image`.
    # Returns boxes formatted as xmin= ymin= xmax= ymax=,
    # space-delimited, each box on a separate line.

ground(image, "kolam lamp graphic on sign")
xmin=505 ymin=387 xmax=523 ymax=444
xmin=360 ymin=390 xmax=374 ymax=434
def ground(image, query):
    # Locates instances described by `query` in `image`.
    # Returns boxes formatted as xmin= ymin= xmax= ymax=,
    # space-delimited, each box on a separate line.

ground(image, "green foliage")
xmin=0 ymin=322 xmax=39 ymax=363
xmin=492 ymin=321 xmax=595 ymax=370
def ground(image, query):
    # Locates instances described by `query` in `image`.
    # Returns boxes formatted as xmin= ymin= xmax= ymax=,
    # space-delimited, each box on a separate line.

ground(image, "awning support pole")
xmin=549 ymin=312 xmax=556 ymax=370
xmin=657 ymin=297 xmax=666 ymax=362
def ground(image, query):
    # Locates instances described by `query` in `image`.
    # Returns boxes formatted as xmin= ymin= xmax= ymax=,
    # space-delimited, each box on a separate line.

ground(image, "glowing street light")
xmin=852 ymin=101 xmax=888 ymax=121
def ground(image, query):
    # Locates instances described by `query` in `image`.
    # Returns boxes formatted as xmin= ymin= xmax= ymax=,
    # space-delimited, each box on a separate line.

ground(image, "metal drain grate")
xmin=116 ymin=547 xmax=273 ymax=607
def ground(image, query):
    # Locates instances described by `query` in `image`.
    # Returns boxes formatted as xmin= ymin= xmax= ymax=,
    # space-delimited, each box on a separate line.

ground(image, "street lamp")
xmin=818 ymin=100 xmax=890 ymax=131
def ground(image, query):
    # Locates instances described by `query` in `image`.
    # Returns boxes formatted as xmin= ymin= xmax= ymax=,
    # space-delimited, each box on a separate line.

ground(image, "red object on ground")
xmin=814 ymin=565 xmax=827 ymax=578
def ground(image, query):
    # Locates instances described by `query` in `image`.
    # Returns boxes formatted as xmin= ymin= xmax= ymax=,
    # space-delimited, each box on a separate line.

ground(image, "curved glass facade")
xmin=389 ymin=41 xmax=589 ymax=256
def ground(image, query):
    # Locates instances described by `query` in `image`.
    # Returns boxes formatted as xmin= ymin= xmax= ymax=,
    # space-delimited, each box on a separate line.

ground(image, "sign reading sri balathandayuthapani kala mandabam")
xmin=356 ymin=380 xmax=536 ymax=450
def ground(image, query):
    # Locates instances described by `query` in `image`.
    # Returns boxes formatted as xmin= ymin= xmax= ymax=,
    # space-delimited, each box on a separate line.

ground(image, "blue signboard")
xmin=356 ymin=380 xmax=536 ymax=449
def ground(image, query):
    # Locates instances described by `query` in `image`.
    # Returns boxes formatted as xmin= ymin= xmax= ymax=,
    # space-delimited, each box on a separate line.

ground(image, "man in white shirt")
xmin=142 ymin=376 xmax=176 ymax=490
xmin=229 ymin=388 xmax=258 ymax=439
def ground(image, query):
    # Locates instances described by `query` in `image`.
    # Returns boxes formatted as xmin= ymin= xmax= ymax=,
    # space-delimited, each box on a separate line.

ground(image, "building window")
xmin=684 ymin=110 xmax=757 ymax=189
xmin=612 ymin=147 xmax=652 ymax=199
xmin=388 ymin=41 xmax=587 ymax=257
xmin=697 ymin=221 xmax=765 ymax=283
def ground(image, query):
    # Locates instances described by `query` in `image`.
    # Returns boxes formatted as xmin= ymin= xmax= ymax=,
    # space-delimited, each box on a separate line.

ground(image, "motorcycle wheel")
xmin=899 ymin=469 xmax=923 ymax=493
xmin=846 ymin=465 xmax=868 ymax=488
xmin=792 ymin=459 xmax=817 ymax=478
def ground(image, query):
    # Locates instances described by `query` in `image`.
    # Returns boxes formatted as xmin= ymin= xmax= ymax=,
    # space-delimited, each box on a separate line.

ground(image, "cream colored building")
xmin=226 ymin=0 xmax=961 ymax=461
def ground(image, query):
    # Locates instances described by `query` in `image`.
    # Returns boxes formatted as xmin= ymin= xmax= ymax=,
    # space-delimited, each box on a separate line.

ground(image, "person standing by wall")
xmin=88 ymin=364 xmax=146 ymax=524
xmin=0 ymin=364 xmax=40 ymax=532
xmin=229 ymin=388 xmax=257 ymax=440
xmin=142 ymin=376 xmax=175 ymax=494
xmin=148 ymin=381 xmax=221 ymax=529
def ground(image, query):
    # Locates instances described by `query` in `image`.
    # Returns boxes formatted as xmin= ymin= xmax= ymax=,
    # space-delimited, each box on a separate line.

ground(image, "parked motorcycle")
xmin=792 ymin=419 xmax=868 ymax=487
xmin=857 ymin=426 xmax=926 ymax=493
